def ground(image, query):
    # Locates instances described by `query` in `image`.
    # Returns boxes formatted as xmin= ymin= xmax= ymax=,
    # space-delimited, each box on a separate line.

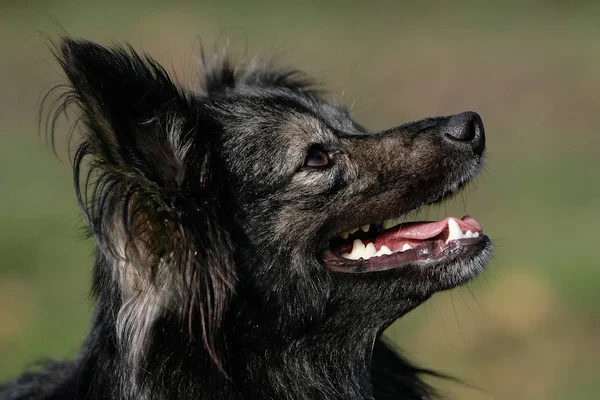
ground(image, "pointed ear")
xmin=51 ymin=38 xmax=235 ymax=372
xmin=57 ymin=38 xmax=193 ymax=186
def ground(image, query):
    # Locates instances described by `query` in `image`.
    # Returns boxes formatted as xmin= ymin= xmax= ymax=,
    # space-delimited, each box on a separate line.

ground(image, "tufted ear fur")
xmin=47 ymin=38 xmax=236 ymax=374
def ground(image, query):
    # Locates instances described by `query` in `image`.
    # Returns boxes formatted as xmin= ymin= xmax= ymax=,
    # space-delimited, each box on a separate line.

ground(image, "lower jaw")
xmin=323 ymin=235 xmax=489 ymax=274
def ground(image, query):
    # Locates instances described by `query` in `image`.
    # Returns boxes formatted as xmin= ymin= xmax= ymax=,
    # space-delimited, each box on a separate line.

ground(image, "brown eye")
xmin=304 ymin=148 xmax=330 ymax=167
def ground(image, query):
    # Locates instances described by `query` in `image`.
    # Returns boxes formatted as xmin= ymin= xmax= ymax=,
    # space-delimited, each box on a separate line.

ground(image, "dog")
xmin=0 ymin=37 xmax=491 ymax=400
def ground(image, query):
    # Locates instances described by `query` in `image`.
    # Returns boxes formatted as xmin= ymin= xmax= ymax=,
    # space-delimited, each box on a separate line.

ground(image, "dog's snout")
xmin=444 ymin=111 xmax=485 ymax=156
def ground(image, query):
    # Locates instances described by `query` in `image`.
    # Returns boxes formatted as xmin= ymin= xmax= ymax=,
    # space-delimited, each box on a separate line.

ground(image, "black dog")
xmin=1 ymin=38 xmax=491 ymax=400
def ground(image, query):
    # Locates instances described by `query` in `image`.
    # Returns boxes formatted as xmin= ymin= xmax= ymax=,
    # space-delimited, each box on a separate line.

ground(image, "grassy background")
xmin=1 ymin=1 xmax=599 ymax=398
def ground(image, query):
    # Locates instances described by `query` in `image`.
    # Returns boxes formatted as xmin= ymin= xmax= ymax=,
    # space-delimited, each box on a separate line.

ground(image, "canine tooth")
xmin=341 ymin=239 xmax=367 ymax=260
xmin=360 ymin=224 xmax=370 ymax=233
xmin=465 ymin=230 xmax=473 ymax=238
xmin=365 ymin=243 xmax=377 ymax=258
xmin=401 ymin=243 xmax=413 ymax=252
xmin=376 ymin=245 xmax=393 ymax=256
xmin=446 ymin=218 xmax=464 ymax=244
xmin=340 ymin=231 xmax=349 ymax=239
xmin=382 ymin=218 xmax=403 ymax=230
xmin=473 ymin=231 xmax=480 ymax=238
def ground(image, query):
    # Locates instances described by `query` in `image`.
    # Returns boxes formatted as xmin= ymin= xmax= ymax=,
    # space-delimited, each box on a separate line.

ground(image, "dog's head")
xmin=50 ymin=38 xmax=491 ymax=366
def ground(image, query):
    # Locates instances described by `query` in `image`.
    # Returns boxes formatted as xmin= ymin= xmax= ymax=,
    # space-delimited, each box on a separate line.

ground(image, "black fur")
xmin=1 ymin=37 xmax=491 ymax=399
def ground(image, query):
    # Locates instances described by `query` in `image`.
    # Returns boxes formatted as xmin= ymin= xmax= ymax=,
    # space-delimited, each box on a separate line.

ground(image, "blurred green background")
xmin=1 ymin=1 xmax=599 ymax=398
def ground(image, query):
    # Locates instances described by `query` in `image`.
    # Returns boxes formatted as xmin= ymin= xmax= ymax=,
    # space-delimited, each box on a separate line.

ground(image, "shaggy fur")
xmin=0 ymin=37 xmax=491 ymax=400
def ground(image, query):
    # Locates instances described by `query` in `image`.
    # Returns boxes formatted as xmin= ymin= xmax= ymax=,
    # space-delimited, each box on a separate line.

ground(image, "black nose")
xmin=444 ymin=111 xmax=485 ymax=156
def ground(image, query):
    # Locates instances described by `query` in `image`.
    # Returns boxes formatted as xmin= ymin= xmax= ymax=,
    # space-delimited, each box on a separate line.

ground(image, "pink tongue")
xmin=392 ymin=216 xmax=482 ymax=240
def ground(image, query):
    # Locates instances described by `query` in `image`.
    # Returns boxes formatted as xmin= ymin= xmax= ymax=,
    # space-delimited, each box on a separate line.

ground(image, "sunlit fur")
xmin=0 ymin=37 xmax=491 ymax=400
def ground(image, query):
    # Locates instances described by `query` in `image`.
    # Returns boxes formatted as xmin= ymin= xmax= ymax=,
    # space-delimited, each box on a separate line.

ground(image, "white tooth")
xmin=465 ymin=230 xmax=473 ymax=238
xmin=360 ymin=224 xmax=370 ymax=233
xmin=341 ymin=239 xmax=367 ymax=260
xmin=340 ymin=231 xmax=349 ymax=239
xmin=473 ymin=231 xmax=480 ymax=238
xmin=348 ymin=227 xmax=359 ymax=235
xmin=382 ymin=218 xmax=403 ymax=230
xmin=401 ymin=243 xmax=413 ymax=252
xmin=446 ymin=217 xmax=464 ymax=244
xmin=364 ymin=243 xmax=377 ymax=258
xmin=375 ymin=245 xmax=393 ymax=257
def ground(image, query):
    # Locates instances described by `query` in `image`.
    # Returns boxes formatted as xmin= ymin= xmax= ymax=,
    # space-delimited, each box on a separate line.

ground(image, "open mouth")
xmin=321 ymin=111 xmax=489 ymax=275
xmin=324 ymin=215 xmax=487 ymax=273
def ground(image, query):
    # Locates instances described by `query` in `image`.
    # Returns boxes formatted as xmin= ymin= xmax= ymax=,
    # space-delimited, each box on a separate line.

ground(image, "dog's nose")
xmin=444 ymin=112 xmax=485 ymax=156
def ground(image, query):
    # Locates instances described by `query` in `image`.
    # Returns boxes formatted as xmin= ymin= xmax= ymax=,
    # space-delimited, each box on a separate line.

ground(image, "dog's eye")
xmin=304 ymin=148 xmax=330 ymax=168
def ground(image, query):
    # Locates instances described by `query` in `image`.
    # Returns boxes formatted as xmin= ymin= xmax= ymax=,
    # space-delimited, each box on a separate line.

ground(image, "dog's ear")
xmin=51 ymin=38 xmax=235 ymax=371
xmin=57 ymin=38 xmax=193 ymax=187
